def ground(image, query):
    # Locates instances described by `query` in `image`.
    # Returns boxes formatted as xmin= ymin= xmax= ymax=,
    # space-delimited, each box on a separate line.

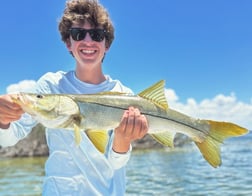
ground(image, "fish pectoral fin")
xmin=150 ymin=131 xmax=176 ymax=148
xmin=86 ymin=130 xmax=109 ymax=154
xmin=138 ymin=80 xmax=169 ymax=111
xmin=195 ymin=120 xmax=249 ymax=168
xmin=74 ymin=123 xmax=82 ymax=145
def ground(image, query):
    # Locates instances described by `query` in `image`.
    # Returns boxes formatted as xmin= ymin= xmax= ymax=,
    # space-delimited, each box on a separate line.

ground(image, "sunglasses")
xmin=69 ymin=28 xmax=106 ymax=42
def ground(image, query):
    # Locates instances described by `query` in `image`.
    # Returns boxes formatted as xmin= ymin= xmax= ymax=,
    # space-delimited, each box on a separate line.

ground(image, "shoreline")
xmin=0 ymin=124 xmax=190 ymax=158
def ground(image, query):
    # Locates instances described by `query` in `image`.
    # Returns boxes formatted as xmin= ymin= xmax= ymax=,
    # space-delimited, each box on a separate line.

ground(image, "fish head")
xmin=13 ymin=93 xmax=62 ymax=115
xmin=12 ymin=93 xmax=81 ymax=128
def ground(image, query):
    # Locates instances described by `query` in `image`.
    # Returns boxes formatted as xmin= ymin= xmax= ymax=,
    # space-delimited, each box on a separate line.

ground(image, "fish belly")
xmin=78 ymin=102 xmax=124 ymax=130
xmin=77 ymin=101 xmax=208 ymax=143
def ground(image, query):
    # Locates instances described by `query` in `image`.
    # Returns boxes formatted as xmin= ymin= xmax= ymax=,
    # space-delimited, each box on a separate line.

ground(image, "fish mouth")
xmin=12 ymin=93 xmax=34 ymax=107
xmin=11 ymin=93 xmax=23 ymax=105
xmin=12 ymin=93 xmax=41 ymax=117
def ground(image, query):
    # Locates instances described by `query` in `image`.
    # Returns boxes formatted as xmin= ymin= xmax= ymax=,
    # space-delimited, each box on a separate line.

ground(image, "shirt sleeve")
xmin=105 ymin=82 xmax=134 ymax=170
xmin=0 ymin=113 xmax=37 ymax=147
xmin=108 ymin=145 xmax=132 ymax=170
xmin=105 ymin=130 xmax=132 ymax=170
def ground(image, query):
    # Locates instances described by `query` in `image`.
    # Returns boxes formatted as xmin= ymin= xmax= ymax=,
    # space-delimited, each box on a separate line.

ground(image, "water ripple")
xmin=126 ymin=133 xmax=252 ymax=196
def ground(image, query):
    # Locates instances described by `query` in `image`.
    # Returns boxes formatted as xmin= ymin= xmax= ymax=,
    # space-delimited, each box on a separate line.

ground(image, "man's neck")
xmin=75 ymin=66 xmax=106 ymax=84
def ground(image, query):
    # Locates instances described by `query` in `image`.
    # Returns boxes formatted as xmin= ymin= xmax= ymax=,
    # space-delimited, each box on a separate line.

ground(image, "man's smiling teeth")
xmin=81 ymin=49 xmax=95 ymax=54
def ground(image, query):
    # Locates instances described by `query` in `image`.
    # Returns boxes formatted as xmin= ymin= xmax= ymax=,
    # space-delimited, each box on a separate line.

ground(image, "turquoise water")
xmin=126 ymin=132 xmax=252 ymax=195
xmin=0 ymin=157 xmax=44 ymax=196
xmin=0 ymin=133 xmax=251 ymax=195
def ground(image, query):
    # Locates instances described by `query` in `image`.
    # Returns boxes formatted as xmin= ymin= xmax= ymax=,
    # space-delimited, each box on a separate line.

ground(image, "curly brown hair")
xmin=58 ymin=0 xmax=114 ymax=48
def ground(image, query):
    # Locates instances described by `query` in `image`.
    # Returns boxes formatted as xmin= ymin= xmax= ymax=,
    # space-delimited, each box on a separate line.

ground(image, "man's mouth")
xmin=81 ymin=49 xmax=96 ymax=54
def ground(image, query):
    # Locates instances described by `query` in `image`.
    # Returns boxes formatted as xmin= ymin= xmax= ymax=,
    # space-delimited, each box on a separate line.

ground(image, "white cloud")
xmin=7 ymin=80 xmax=36 ymax=93
xmin=165 ymin=88 xmax=252 ymax=130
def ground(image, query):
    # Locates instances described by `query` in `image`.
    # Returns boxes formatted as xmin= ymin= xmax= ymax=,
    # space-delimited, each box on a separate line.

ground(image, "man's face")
xmin=66 ymin=22 xmax=108 ymax=70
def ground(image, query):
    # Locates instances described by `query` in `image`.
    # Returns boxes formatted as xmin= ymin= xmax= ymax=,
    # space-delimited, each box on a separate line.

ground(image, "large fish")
xmin=12 ymin=80 xmax=248 ymax=168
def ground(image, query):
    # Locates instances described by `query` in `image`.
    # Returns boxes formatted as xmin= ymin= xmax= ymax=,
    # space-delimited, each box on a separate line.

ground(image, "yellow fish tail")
xmin=195 ymin=120 xmax=248 ymax=168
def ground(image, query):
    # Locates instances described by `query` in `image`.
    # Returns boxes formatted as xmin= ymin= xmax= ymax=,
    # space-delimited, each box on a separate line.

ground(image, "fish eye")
xmin=36 ymin=94 xmax=44 ymax=99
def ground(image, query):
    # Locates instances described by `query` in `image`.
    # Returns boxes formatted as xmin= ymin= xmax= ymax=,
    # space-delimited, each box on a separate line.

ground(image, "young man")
xmin=0 ymin=0 xmax=148 ymax=195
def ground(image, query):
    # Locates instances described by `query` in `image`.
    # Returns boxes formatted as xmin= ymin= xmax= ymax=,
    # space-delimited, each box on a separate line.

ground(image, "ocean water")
xmin=126 ymin=132 xmax=252 ymax=195
xmin=0 ymin=132 xmax=251 ymax=196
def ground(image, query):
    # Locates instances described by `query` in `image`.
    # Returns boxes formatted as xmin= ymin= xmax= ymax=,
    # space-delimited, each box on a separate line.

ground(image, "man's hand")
xmin=0 ymin=94 xmax=24 ymax=129
xmin=113 ymin=107 xmax=148 ymax=153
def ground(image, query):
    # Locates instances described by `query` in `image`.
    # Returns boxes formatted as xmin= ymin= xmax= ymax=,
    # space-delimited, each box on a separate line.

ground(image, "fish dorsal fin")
xmin=138 ymin=80 xmax=169 ymax=110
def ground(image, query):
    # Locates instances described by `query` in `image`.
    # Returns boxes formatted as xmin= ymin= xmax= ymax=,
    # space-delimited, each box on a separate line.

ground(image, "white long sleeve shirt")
xmin=0 ymin=71 xmax=132 ymax=196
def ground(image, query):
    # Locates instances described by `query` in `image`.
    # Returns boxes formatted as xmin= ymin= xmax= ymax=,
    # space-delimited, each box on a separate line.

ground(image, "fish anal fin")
xmin=195 ymin=120 xmax=249 ymax=168
xmin=74 ymin=123 xmax=82 ymax=145
xmin=86 ymin=130 xmax=109 ymax=153
xmin=150 ymin=131 xmax=176 ymax=148
xmin=138 ymin=80 xmax=168 ymax=111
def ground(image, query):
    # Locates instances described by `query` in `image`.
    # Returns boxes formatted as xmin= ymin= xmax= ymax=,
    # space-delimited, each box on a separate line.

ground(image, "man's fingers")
xmin=115 ymin=107 xmax=148 ymax=141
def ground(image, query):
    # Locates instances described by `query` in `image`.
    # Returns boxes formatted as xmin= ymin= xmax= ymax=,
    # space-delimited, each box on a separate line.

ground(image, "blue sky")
xmin=1 ymin=0 xmax=252 ymax=128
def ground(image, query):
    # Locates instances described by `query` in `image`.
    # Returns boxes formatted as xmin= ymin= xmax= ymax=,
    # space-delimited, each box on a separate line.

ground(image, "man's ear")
xmin=105 ymin=44 xmax=110 ymax=52
xmin=105 ymin=40 xmax=111 ymax=51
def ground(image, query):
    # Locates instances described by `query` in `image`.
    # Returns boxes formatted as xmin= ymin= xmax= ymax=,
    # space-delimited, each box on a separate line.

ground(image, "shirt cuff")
xmin=0 ymin=123 xmax=19 ymax=147
xmin=108 ymin=145 xmax=132 ymax=170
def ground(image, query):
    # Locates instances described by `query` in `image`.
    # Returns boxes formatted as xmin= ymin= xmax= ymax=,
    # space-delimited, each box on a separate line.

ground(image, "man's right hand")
xmin=0 ymin=94 xmax=24 ymax=129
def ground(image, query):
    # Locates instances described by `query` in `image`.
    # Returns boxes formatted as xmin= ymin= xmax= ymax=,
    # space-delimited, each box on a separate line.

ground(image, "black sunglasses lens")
xmin=69 ymin=28 xmax=105 ymax=42
xmin=70 ymin=29 xmax=86 ymax=41
xmin=89 ymin=29 xmax=105 ymax=42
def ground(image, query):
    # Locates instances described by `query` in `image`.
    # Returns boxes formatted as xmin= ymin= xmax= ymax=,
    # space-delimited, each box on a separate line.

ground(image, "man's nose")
xmin=83 ymin=32 xmax=93 ymax=42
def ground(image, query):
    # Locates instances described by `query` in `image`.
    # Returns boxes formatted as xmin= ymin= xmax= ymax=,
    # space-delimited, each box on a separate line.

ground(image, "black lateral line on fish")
xmin=90 ymin=102 xmax=207 ymax=136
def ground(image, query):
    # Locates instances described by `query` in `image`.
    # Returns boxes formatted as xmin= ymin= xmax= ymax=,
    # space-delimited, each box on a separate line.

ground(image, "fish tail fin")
xmin=195 ymin=120 xmax=248 ymax=168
